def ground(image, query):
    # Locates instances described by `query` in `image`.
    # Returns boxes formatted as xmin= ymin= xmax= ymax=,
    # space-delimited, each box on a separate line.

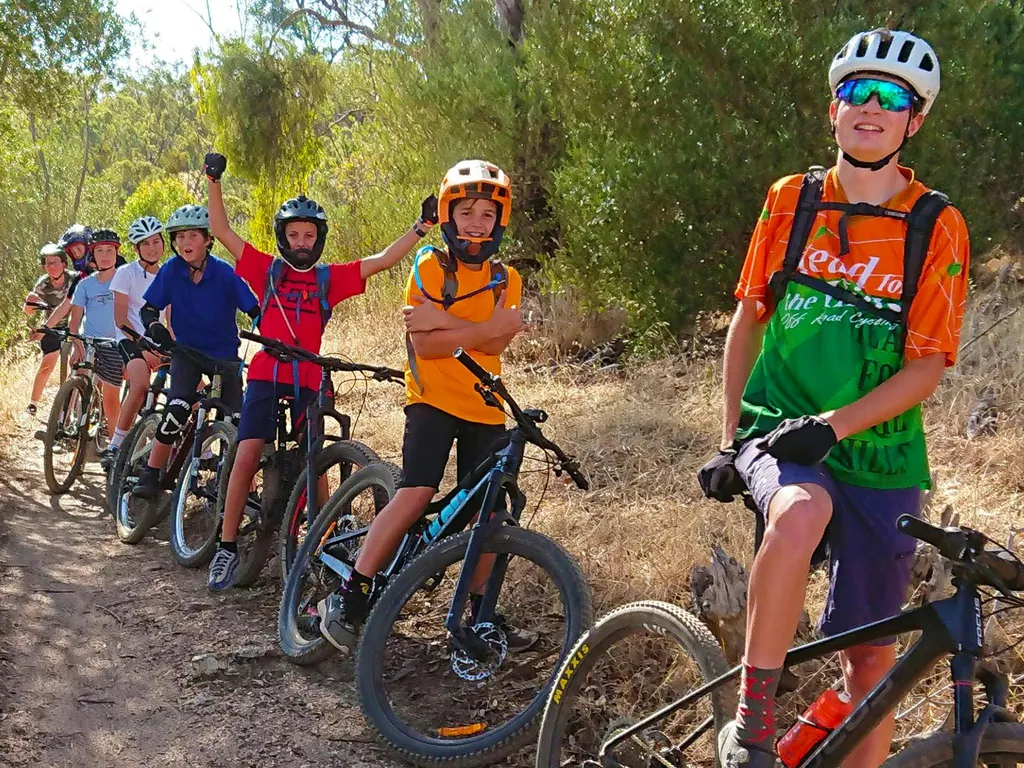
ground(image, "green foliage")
xmin=194 ymin=39 xmax=331 ymax=251
xmin=119 ymin=176 xmax=197 ymax=235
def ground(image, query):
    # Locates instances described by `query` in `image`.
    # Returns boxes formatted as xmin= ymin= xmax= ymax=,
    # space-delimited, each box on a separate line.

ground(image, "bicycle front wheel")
xmin=169 ymin=420 xmax=236 ymax=568
xmin=535 ymin=600 xmax=732 ymax=768
xmin=356 ymin=526 xmax=593 ymax=767
xmin=43 ymin=376 xmax=90 ymax=494
xmin=883 ymin=722 xmax=1024 ymax=767
xmin=114 ymin=413 xmax=162 ymax=545
xmin=278 ymin=439 xmax=385 ymax=583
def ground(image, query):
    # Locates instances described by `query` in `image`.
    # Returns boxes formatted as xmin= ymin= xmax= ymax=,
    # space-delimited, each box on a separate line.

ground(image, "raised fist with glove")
xmin=204 ymin=152 xmax=227 ymax=182
xmin=413 ymin=194 xmax=438 ymax=237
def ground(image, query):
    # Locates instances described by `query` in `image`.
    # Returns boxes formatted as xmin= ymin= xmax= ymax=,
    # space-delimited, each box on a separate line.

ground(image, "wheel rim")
xmin=367 ymin=536 xmax=576 ymax=750
xmin=119 ymin=421 xmax=158 ymax=532
xmin=173 ymin=429 xmax=231 ymax=559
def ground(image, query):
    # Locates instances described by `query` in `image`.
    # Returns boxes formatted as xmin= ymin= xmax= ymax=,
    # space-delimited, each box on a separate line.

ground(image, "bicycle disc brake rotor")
xmin=450 ymin=622 xmax=508 ymax=681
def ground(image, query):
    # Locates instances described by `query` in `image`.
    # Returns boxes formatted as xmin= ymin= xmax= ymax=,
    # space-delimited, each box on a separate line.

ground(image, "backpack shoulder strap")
xmin=314 ymin=262 xmax=331 ymax=328
xmin=438 ymin=250 xmax=459 ymax=307
xmin=900 ymin=190 xmax=950 ymax=316
xmin=769 ymin=167 xmax=826 ymax=306
xmin=260 ymin=258 xmax=287 ymax=321
xmin=489 ymin=260 xmax=507 ymax=305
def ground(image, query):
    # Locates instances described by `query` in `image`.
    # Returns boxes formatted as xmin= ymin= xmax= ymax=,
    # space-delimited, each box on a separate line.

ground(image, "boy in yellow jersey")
xmin=319 ymin=160 xmax=527 ymax=649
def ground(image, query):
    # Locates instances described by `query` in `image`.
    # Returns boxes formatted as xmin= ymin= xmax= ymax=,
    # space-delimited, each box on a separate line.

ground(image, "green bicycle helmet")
xmin=166 ymin=205 xmax=210 ymax=233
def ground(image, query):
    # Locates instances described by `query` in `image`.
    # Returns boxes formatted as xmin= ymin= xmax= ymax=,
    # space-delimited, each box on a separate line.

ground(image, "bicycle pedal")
xmin=421 ymin=571 xmax=446 ymax=591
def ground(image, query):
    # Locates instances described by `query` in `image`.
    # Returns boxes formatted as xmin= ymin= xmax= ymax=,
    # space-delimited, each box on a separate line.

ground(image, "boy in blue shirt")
xmin=133 ymin=205 xmax=259 ymax=499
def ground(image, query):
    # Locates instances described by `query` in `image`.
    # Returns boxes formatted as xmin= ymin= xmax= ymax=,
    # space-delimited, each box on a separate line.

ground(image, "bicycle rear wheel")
xmin=278 ymin=439 xmax=385 ymax=583
xmin=43 ymin=377 xmax=90 ymax=494
xmin=882 ymin=722 xmax=1024 ymax=767
xmin=169 ymin=420 xmax=236 ymax=568
xmin=356 ymin=526 xmax=593 ymax=767
xmin=535 ymin=600 xmax=732 ymax=768
xmin=278 ymin=461 xmax=400 ymax=666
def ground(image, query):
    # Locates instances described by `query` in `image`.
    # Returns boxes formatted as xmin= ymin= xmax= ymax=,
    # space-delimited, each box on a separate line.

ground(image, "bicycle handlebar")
xmin=239 ymin=330 xmax=404 ymax=383
xmin=898 ymin=514 xmax=1024 ymax=593
xmin=452 ymin=347 xmax=589 ymax=491
xmin=38 ymin=326 xmax=117 ymax=350
xmin=121 ymin=326 xmax=231 ymax=377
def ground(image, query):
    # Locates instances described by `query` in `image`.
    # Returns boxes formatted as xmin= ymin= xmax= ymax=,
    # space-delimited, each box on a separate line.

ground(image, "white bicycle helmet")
xmin=127 ymin=215 xmax=165 ymax=245
xmin=829 ymin=29 xmax=941 ymax=115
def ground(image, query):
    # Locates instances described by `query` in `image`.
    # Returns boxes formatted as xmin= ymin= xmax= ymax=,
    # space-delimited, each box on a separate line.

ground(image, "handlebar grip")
xmin=897 ymin=514 xmax=961 ymax=555
xmin=570 ymin=468 xmax=590 ymax=491
xmin=453 ymin=347 xmax=494 ymax=384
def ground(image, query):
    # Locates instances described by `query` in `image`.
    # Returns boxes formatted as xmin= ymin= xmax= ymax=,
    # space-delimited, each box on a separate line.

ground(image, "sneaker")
xmin=317 ymin=592 xmax=364 ymax=651
xmin=493 ymin=613 xmax=539 ymax=651
xmin=133 ymin=466 xmax=161 ymax=500
xmin=207 ymin=548 xmax=240 ymax=591
xmin=717 ymin=720 xmax=777 ymax=768
xmin=99 ymin=446 xmax=119 ymax=472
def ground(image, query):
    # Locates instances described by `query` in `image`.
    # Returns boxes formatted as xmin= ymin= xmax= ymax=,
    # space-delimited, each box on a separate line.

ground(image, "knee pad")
xmin=156 ymin=398 xmax=192 ymax=445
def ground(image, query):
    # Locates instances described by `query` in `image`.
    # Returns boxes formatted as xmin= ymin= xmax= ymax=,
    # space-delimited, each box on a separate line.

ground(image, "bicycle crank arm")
xmin=317 ymin=551 xmax=353 ymax=580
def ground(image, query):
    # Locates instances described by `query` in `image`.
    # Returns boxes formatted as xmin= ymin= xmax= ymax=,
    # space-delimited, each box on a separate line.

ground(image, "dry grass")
xmin=5 ymin=267 xmax=1024 ymax=745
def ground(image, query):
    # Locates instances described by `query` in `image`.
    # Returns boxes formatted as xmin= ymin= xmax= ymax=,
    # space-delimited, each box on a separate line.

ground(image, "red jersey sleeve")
xmin=235 ymin=243 xmax=273 ymax=300
xmin=327 ymin=260 xmax=367 ymax=307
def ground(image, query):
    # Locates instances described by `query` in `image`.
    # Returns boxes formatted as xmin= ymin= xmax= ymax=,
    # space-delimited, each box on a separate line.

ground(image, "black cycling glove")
xmin=147 ymin=322 xmax=173 ymax=349
xmin=204 ymin=152 xmax=227 ymax=182
xmin=414 ymin=194 xmax=438 ymax=236
xmin=760 ymin=415 xmax=837 ymax=466
xmin=698 ymin=449 xmax=746 ymax=502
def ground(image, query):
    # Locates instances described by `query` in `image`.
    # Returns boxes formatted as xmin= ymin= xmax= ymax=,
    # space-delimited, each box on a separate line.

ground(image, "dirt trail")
xmin=0 ymin=420 xmax=402 ymax=768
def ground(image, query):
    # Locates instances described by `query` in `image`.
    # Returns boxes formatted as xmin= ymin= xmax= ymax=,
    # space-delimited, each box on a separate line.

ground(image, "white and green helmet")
xmin=128 ymin=215 xmax=165 ymax=244
xmin=165 ymin=205 xmax=210 ymax=233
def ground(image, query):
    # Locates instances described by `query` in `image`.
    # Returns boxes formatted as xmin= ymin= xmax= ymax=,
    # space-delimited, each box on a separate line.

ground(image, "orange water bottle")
xmin=777 ymin=689 xmax=853 ymax=768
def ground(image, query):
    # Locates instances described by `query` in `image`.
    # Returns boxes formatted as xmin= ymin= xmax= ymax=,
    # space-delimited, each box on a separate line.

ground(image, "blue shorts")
xmin=735 ymin=439 xmax=921 ymax=644
xmin=236 ymin=380 xmax=317 ymax=442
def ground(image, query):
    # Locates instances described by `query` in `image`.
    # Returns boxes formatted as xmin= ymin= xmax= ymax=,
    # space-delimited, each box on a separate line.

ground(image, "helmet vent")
xmin=897 ymin=40 xmax=915 ymax=62
xmin=877 ymin=37 xmax=893 ymax=58
xmin=855 ymin=37 xmax=870 ymax=57
xmin=458 ymin=167 xmax=471 ymax=176
xmin=919 ymin=53 xmax=935 ymax=71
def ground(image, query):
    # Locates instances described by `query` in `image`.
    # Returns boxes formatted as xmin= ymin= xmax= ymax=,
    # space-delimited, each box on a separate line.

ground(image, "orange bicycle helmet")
xmin=438 ymin=160 xmax=512 ymax=264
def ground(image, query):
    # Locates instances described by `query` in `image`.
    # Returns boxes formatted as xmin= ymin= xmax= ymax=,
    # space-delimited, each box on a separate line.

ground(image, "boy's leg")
xmin=137 ymin=355 xmax=200 ymax=496
xmin=718 ymin=442 xmax=834 ymax=767
xmin=207 ymin=380 xmax=274 ymax=591
xmin=821 ymin=482 xmax=920 ymax=768
xmin=31 ymin=345 xmax=60 ymax=405
xmin=320 ymin=404 xmax=456 ymax=649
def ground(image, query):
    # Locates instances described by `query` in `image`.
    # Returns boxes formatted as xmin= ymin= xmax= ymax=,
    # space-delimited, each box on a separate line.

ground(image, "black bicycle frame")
xmin=604 ymin=577 xmax=1017 ymax=768
xmin=299 ymin=366 xmax=353 ymax=529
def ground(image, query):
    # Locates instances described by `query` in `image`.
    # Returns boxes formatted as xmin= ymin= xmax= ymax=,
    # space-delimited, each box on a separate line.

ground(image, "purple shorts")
xmin=735 ymin=440 xmax=921 ymax=644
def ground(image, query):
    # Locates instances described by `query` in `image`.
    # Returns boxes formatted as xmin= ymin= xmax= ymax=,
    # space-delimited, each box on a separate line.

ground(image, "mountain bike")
xmin=26 ymin=299 xmax=72 ymax=388
xmin=535 ymin=514 xmax=1024 ymax=768
xmin=105 ymin=361 xmax=170 ymax=516
xmin=112 ymin=329 xmax=238 ymax=547
xmin=279 ymin=347 xmax=594 ymax=767
xmin=216 ymin=330 xmax=401 ymax=587
xmin=40 ymin=327 xmax=116 ymax=494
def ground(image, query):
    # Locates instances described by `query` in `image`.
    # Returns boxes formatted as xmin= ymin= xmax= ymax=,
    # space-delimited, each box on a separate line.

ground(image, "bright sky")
xmin=115 ymin=0 xmax=247 ymax=68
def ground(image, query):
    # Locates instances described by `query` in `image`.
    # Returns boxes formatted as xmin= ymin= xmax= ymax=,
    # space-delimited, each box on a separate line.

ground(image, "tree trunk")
xmin=495 ymin=0 xmax=524 ymax=45
xmin=416 ymin=0 xmax=440 ymax=49
xmin=28 ymin=112 xmax=52 ymax=238
xmin=72 ymin=86 xmax=92 ymax=222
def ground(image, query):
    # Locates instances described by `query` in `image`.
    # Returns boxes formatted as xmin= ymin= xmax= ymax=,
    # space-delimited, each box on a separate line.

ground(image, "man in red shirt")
xmin=202 ymin=152 xmax=437 ymax=590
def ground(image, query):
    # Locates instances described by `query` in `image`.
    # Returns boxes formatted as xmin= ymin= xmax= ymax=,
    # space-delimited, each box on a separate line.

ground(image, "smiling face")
xmin=284 ymin=220 xmax=318 ymax=252
xmin=42 ymin=255 xmax=66 ymax=278
xmin=172 ymin=229 xmax=212 ymax=265
xmin=65 ymin=243 xmax=87 ymax=263
xmin=452 ymin=198 xmax=498 ymax=239
xmin=830 ymin=74 xmax=926 ymax=165
xmin=136 ymin=233 xmax=165 ymax=264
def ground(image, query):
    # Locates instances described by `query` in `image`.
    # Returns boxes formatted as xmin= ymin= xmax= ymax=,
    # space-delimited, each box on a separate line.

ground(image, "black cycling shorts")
xmin=164 ymin=351 xmax=243 ymax=413
xmin=39 ymin=334 xmax=62 ymax=356
xmin=400 ymin=403 xmax=505 ymax=490
xmin=117 ymin=339 xmax=146 ymax=366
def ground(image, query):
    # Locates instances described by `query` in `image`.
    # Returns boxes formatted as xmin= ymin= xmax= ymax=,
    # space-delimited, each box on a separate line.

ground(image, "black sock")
xmin=219 ymin=540 xmax=238 ymax=554
xmin=341 ymin=570 xmax=372 ymax=615
xmin=736 ymin=663 xmax=782 ymax=746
